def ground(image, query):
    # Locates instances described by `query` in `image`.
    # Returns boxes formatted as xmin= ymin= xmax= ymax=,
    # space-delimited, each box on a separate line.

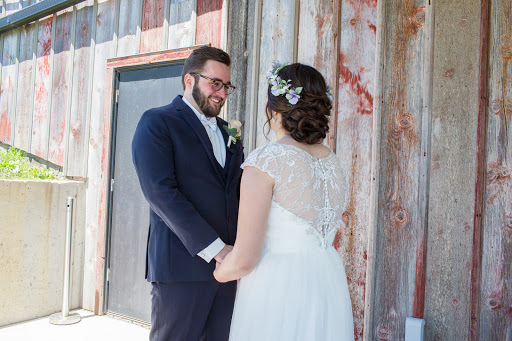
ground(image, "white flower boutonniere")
xmin=224 ymin=120 xmax=242 ymax=147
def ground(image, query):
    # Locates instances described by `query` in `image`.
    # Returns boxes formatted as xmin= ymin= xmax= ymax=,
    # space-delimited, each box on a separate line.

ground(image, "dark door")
xmin=106 ymin=63 xmax=184 ymax=322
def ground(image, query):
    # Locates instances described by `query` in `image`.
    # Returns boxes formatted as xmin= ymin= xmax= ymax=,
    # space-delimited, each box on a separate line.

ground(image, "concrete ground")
xmin=0 ymin=310 xmax=150 ymax=341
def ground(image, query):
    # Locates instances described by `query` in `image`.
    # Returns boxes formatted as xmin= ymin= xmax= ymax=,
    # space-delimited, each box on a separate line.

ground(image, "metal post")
xmin=49 ymin=197 xmax=81 ymax=325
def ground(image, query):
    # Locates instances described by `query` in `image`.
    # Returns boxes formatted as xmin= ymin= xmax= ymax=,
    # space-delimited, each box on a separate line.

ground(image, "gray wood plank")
xmin=367 ymin=0 xmax=429 ymax=340
xmin=424 ymin=0 xmax=484 ymax=340
xmin=478 ymin=0 xmax=512 ymax=339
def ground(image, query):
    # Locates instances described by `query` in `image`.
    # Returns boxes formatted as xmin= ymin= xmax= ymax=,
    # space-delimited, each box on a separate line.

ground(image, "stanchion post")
xmin=49 ymin=197 xmax=81 ymax=325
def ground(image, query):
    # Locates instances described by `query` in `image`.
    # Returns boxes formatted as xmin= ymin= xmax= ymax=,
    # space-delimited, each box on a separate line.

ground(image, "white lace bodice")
xmin=241 ymin=143 xmax=345 ymax=247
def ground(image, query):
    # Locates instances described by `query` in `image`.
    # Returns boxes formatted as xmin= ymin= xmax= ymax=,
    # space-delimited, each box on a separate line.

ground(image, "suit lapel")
xmin=174 ymin=96 xmax=225 ymax=182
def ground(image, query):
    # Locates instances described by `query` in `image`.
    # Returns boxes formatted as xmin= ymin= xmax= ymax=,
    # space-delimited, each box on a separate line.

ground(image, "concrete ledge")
xmin=0 ymin=180 xmax=86 ymax=327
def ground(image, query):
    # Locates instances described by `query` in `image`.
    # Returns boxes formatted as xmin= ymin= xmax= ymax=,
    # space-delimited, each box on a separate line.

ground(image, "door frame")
xmin=95 ymin=45 xmax=207 ymax=315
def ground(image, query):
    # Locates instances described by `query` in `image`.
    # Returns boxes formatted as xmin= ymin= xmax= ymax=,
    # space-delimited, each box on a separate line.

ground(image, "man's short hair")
xmin=181 ymin=46 xmax=231 ymax=89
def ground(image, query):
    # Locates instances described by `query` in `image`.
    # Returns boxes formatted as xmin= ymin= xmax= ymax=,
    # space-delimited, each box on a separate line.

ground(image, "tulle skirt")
xmin=228 ymin=246 xmax=354 ymax=341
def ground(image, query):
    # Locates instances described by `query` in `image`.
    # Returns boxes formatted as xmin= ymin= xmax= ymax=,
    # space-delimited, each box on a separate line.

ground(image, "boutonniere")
xmin=224 ymin=120 xmax=242 ymax=147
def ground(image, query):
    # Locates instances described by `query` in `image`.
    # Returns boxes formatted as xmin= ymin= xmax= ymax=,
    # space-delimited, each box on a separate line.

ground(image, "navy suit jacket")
xmin=132 ymin=95 xmax=243 ymax=282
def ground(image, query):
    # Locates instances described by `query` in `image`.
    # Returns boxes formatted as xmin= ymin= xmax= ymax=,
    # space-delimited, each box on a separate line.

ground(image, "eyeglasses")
xmin=190 ymin=72 xmax=236 ymax=95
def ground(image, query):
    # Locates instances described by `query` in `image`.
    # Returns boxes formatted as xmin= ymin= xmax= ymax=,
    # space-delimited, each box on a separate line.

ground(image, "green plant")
xmin=0 ymin=147 xmax=61 ymax=180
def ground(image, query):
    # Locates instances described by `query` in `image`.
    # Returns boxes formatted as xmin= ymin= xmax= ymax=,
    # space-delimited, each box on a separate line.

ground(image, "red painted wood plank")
xmin=0 ymin=30 xmax=19 ymax=144
xmin=107 ymin=46 xmax=199 ymax=68
xmin=140 ymin=0 xmax=165 ymax=53
xmin=335 ymin=0 xmax=377 ymax=339
xmin=67 ymin=2 xmax=94 ymax=176
xmin=14 ymin=22 xmax=38 ymax=151
xmin=31 ymin=16 xmax=53 ymax=158
xmin=117 ymin=0 xmax=142 ymax=57
xmin=48 ymin=10 xmax=74 ymax=166
xmin=195 ymin=0 xmax=222 ymax=48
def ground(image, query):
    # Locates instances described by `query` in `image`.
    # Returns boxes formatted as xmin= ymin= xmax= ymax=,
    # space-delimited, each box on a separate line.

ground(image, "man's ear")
xmin=184 ymin=73 xmax=195 ymax=90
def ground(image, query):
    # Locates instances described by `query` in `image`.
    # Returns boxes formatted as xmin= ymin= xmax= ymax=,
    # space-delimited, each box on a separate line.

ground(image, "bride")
xmin=214 ymin=61 xmax=354 ymax=340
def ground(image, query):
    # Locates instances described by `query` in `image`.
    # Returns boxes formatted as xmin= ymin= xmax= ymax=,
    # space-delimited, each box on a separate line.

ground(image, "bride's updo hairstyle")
xmin=266 ymin=63 xmax=332 ymax=145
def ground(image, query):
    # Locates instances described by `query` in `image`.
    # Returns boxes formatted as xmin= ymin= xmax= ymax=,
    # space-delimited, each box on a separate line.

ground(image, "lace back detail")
xmin=242 ymin=143 xmax=345 ymax=247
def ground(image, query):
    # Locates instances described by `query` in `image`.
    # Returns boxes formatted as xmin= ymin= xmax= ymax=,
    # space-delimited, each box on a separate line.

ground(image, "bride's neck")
xmin=275 ymin=130 xmax=291 ymax=141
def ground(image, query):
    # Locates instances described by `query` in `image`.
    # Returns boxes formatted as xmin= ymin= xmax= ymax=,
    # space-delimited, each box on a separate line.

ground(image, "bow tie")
xmin=199 ymin=115 xmax=218 ymax=132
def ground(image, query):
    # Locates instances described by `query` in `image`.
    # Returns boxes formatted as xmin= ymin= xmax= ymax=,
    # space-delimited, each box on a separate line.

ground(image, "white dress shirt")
xmin=182 ymin=96 xmax=226 ymax=263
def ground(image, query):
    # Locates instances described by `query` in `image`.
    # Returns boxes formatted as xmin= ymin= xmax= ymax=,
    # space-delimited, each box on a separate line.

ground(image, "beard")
xmin=192 ymin=82 xmax=225 ymax=118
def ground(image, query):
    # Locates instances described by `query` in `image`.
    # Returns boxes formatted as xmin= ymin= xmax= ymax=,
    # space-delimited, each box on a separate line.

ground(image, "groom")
xmin=132 ymin=46 xmax=243 ymax=341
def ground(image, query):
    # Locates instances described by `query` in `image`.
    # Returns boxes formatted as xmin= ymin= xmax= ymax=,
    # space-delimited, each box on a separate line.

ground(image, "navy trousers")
xmin=149 ymin=281 xmax=236 ymax=341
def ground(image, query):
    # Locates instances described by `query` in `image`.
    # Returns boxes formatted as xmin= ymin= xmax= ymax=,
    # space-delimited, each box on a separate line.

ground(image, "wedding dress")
xmin=229 ymin=143 xmax=354 ymax=341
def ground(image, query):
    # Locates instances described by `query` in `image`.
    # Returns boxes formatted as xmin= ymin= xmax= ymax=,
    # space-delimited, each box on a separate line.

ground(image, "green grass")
xmin=0 ymin=147 xmax=62 ymax=180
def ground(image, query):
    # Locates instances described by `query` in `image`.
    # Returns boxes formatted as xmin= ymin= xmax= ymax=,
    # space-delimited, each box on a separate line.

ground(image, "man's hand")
xmin=214 ymin=245 xmax=233 ymax=263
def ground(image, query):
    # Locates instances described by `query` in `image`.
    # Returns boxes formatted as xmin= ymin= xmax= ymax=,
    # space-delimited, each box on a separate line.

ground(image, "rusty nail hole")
xmin=452 ymin=298 xmax=459 ymax=307
xmin=350 ymin=17 xmax=357 ymax=26
xmin=461 ymin=18 xmax=468 ymax=27
xmin=377 ymin=324 xmax=390 ymax=340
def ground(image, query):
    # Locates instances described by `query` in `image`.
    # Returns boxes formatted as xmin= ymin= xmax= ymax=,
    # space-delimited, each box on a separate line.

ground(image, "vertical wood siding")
xmin=87 ymin=0 xmax=116 ymax=312
xmin=13 ymin=0 xmax=37 ymax=151
xmin=296 ymin=0 xmax=341 ymax=150
xmin=255 ymin=0 xmax=297 ymax=148
xmin=368 ymin=0 xmax=428 ymax=339
xmin=195 ymin=0 xmax=222 ymax=48
xmin=335 ymin=1 xmax=377 ymax=339
xmin=31 ymin=16 xmax=53 ymax=158
xmin=14 ymin=22 xmax=37 ymax=151
xmin=424 ymin=1 xmax=483 ymax=340
xmin=116 ymin=0 xmax=142 ymax=57
xmin=167 ymin=0 xmax=196 ymax=49
xmin=48 ymin=9 xmax=73 ymax=165
xmin=225 ymin=0 xmax=253 ymax=147
xmin=479 ymin=0 xmax=512 ymax=339
xmin=67 ymin=1 xmax=93 ymax=175
xmin=0 ymin=29 xmax=19 ymax=144
xmin=140 ymin=0 xmax=165 ymax=53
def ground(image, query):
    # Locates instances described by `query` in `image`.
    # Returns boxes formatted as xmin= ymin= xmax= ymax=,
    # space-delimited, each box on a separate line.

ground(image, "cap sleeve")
xmin=241 ymin=143 xmax=287 ymax=182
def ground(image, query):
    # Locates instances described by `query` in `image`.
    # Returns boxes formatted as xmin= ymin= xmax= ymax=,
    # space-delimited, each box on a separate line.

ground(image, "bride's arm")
xmin=213 ymin=166 xmax=274 ymax=283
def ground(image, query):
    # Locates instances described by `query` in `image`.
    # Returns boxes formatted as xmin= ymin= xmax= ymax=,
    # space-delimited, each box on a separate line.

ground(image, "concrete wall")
xmin=0 ymin=180 xmax=86 ymax=327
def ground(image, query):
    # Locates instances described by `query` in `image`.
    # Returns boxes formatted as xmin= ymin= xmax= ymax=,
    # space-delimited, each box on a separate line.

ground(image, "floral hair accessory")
xmin=266 ymin=61 xmax=335 ymax=105
xmin=326 ymin=85 xmax=334 ymax=103
xmin=266 ymin=60 xmax=303 ymax=105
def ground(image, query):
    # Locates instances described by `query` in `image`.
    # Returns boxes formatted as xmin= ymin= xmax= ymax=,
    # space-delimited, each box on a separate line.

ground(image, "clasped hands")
xmin=213 ymin=244 xmax=233 ymax=282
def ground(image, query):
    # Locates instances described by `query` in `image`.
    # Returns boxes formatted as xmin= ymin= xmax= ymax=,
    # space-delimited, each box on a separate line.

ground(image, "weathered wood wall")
xmin=1 ymin=0 xmax=511 ymax=339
